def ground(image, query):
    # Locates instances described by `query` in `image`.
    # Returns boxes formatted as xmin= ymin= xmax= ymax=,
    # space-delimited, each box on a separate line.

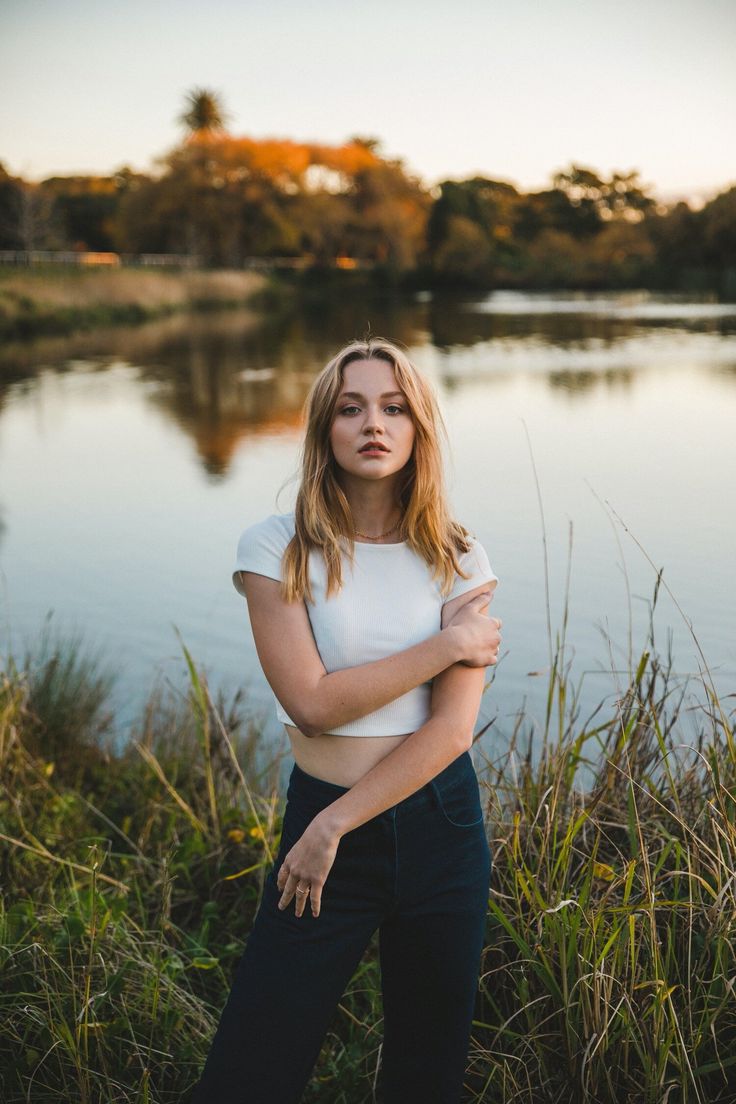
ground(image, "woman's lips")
xmin=359 ymin=447 xmax=389 ymax=455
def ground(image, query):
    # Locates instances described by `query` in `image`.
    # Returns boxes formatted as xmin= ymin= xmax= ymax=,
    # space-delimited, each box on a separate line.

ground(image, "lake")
xmin=1 ymin=287 xmax=734 ymax=769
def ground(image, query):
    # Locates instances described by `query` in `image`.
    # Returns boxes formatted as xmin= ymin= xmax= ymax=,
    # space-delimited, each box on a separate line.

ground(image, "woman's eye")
xmin=339 ymin=404 xmax=406 ymax=415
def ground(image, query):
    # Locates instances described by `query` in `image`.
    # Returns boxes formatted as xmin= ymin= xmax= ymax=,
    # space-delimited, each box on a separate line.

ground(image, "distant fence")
xmin=0 ymin=250 xmax=369 ymax=271
xmin=0 ymin=250 xmax=198 ymax=268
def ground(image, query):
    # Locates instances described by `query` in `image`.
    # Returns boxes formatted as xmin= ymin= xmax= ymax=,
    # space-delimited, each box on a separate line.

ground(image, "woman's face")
xmin=329 ymin=358 xmax=416 ymax=483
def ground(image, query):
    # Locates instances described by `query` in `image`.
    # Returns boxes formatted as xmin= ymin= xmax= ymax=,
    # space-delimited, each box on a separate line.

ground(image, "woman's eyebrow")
xmin=339 ymin=390 xmax=405 ymax=400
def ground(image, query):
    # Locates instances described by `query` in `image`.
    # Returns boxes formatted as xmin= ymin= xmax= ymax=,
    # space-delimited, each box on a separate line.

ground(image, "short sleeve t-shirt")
xmin=232 ymin=512 xmax=498 ymax=736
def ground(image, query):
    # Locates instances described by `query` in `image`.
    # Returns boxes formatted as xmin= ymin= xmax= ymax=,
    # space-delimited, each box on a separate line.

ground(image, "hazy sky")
xmin=2 ymin=0 xmax=734 ymax=202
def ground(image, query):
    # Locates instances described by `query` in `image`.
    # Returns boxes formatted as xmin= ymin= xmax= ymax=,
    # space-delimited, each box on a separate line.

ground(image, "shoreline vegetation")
xmin=2 ymin=263 xmax=734 ymax=346
xmin=0 ymin=266 xmax=272 ymax=340
xmin=1 ymin=579 xmax=734 ymax=1102
xmin=3 ymin=119 xmax=736 ymax=318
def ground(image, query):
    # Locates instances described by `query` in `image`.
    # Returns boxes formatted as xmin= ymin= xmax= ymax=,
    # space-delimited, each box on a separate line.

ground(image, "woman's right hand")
xmin=445 ymin=591 xmax=502 ymax=667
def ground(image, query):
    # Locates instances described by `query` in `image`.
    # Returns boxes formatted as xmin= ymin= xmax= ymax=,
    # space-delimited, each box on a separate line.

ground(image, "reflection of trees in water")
xmin=429 ymin=297 xmax=614 ymax=348
xmin=0 ymin=295 xmax=429 ymax=477
xmin=2 ymin=291 xmax=735 ymax=475
xmin=547 ymin=368 xmax=635 ymax=395
xmin=0 ymin=290 xmax=426 ymax=382
xmin=437 ymin=358 xmax=635 ymax=396
xmin=144 ymin=294 xmax=429 ymax=475
xmin=427 ymin=293 xmax=736 ymax=351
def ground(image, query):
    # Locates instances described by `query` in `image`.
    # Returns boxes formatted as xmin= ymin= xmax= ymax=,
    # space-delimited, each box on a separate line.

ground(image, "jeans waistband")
xmin=288 ymin=748 xmax=475 ymax=816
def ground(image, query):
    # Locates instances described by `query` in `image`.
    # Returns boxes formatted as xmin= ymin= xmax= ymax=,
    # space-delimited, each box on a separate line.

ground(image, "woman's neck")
xmin=338 ymin=473 xmax=403 ymax=538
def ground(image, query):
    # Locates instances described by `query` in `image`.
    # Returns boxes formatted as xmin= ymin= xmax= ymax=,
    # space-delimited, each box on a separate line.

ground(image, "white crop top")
xmin=232 ymin=512 xmax=498 ymax=737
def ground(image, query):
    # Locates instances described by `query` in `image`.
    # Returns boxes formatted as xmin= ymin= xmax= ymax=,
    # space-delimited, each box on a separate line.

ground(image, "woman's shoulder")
xmin=240 ymin=511 xmax=295 ymax=541
xmin=444 ymin=528 xmax=499 ymax=602
xmin=445 ymin=524 xmax=482 ymax=560
xmin=232 ymin=512 xmax=295 ymax=593
xmin=455 ymin=530 xmax=486 ymax=560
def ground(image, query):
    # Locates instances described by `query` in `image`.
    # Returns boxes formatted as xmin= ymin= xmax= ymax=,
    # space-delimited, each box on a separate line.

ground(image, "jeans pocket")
xmin=431 ymin=775 xmax=485 ymax=828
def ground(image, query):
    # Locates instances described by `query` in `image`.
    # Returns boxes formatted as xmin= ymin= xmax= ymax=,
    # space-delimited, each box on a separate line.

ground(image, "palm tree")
xmin=348 ymin=135 xmax=382 ymax=154
xmin=178 ymin=88 xmax=229 ymax=136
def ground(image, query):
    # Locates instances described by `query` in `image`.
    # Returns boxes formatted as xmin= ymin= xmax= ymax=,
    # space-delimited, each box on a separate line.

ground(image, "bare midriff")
xmin=283 ymin=723 xmax=414 ymax=787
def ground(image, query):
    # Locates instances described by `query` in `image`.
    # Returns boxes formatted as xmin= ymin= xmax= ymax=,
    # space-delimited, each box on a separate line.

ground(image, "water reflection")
xmin=1 ymin=288 xmax=735 ymax=478
xmin=428 ymin=291 xmax=736 ymax=350
xmin=1 ymin=288 xmax=734 ymax=748
xmin=546 ymin=368 xmax=635 ymax=395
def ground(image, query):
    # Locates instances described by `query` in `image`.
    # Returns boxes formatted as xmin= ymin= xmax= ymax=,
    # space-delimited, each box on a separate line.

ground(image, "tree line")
xmin=1 ymin=89 xmax=734 ymax=292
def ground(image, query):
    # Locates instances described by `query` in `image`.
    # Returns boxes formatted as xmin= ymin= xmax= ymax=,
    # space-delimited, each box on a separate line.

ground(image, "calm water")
xmin=1 ymin=289 xmax=734 ymax=767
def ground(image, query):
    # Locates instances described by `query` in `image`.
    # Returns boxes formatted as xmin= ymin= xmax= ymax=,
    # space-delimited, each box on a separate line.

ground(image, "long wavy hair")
xmin=279 ymin=337 xmax=477 ymax=603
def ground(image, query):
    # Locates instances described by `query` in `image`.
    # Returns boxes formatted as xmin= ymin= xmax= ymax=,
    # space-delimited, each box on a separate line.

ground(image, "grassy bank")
xmin=0 ymin=266 xmax=273 ymax=339
xmin=1 ymin=597 xmax=734 ymax=1103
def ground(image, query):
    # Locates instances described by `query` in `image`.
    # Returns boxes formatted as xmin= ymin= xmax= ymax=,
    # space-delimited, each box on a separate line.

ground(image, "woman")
xmin=192 ymin=338 xmax=502 ymax=1104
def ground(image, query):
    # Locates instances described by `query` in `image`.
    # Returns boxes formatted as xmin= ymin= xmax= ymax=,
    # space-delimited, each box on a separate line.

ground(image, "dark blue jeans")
xmin=191 ymin=749 xmax=492 ymax=1104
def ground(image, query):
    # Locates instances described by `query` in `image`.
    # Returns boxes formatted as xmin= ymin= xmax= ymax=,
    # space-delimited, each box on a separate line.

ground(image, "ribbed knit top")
xmin=232 ymin=512 xmax=498 ymax=736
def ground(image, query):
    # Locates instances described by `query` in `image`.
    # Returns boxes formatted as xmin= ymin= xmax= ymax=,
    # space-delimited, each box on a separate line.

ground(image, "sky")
xmin=2 ymin=0 xmax=735 ymax=204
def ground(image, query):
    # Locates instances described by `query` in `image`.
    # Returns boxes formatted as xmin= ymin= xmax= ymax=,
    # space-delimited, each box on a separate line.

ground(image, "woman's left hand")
xmin=275 ymin=813 xmax=341 ymax=919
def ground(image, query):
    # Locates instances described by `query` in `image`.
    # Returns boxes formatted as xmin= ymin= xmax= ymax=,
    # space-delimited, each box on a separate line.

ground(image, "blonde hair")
xmin=279 ymin=337 xmax=477 ymax=603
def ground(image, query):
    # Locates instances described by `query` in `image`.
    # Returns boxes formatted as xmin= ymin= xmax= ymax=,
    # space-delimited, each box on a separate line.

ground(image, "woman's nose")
xmin=362 ymin=407 xmax=384 ymax=432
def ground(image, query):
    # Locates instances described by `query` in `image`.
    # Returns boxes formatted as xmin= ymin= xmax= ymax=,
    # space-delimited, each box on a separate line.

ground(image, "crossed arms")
xmin=239 ymin=568 xmax=499 ymax=920
xmin=238 ymin=569 xmax=499 ymax=836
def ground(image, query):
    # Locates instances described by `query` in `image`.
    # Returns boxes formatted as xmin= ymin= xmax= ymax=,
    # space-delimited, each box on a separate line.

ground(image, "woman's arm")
xmin=239 ymin=571 xmax=497 ymax=737
xmin=275 ymin=581 xmax=499 ymax=915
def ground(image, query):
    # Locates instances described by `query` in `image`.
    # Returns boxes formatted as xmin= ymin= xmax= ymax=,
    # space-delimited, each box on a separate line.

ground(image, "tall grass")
xmin=471 ymin=609 xmax=736 ymax=1103
xmin=1 ymin=582 xmax=734 ymax=1102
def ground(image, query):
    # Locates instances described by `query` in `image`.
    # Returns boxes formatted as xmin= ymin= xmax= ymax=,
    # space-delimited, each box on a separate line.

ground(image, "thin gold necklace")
xmin=354 ymin=515 xmax=402 ymax=541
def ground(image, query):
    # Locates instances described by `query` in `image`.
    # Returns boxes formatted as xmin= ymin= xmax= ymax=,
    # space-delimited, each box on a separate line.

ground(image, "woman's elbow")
xmin=455 ymin=726 xmax=475 ymax=753
xmin=288 ymin=703 xmax=322 ymax=739
xmin=430 ymin=712 xmax=475 ymax=752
